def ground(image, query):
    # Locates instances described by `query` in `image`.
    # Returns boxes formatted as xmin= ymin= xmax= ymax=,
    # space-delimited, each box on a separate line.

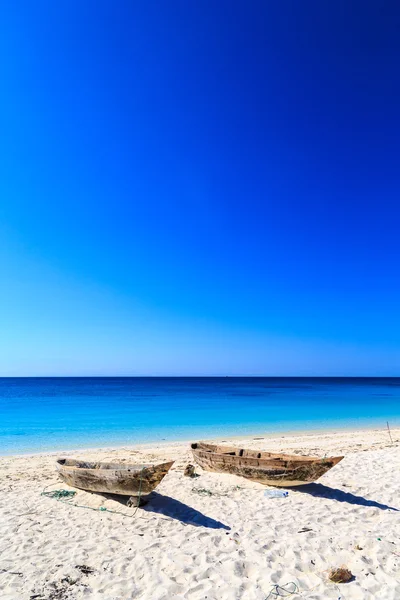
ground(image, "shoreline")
xmin=1 ymin=421 xmax=398 ymax=459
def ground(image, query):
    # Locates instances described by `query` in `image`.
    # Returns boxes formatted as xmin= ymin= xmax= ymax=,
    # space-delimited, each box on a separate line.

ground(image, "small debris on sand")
xmin=328 ymin=566 xmax=354 ymax=583
xmin=75 ymin=565 xmax=95 ymax=576
xmin=184 ymin=464 xmax=197 ymax=478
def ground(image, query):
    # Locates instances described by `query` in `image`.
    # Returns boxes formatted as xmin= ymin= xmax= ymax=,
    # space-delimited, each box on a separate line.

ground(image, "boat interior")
xmin=191 ymin=442 xmax=322 ymax=462
xmin=57 ymin=458 xmax=151 ymax=471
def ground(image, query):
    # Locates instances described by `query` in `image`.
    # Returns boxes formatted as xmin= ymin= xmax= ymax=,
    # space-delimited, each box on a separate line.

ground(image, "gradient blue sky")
xmin=1 ymin=1 xmax=399 ymax=376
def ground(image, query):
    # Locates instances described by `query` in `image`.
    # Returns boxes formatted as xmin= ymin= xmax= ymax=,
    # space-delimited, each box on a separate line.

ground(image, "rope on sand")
xmin=41 ymin=489 xmax=77 ymax=502
xmin=264 ymin=576 xmax=347 ymax=599
xmin=265 ymin=582 xmax=299 ymax=598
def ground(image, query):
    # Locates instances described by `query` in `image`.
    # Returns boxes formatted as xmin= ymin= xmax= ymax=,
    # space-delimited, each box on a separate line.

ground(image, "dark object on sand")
xmin=191 ymin=442 xmax=343 ymax=487
xmin=328 ymin=566 xmax=354 ymax=583
xmin=184 ymin=464 xmax=197 ymax=478
xmin=56 ymin=458 xmax=174 ymax=498
xmin=75 ymin=565 xmax=95 ymax=576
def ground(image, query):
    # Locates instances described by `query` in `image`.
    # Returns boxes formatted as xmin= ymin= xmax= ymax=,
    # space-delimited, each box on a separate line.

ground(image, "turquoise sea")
xmin=0 ymin=377 xmax=399 ymax=455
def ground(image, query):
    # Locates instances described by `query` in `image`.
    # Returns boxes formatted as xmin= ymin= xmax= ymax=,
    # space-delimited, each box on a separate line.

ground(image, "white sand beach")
xmin=0 ymin=428 xmax=399 ymax=600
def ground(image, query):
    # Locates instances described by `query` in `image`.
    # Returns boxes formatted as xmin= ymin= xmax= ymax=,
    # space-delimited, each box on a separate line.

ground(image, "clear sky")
xmin=0 ymin=1 xmax=399 ymax=376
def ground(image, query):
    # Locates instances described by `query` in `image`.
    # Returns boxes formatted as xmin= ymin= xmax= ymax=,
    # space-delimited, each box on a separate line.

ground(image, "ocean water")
xmin=0 ymin=377 xmax=399 ymax=455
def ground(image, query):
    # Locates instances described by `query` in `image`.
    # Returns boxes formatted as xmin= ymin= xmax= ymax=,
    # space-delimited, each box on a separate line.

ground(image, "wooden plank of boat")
xmin=56 ymin=458 xmax=174 ymax=496
xmin=191 ymin=442 xmax=343 ymax=487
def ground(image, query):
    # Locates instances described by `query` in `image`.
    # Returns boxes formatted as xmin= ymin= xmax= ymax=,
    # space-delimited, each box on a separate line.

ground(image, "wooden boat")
xmin=191 ymin=442 xmax=343 ymax=487
xmin=56 ymin=458 xmax=174 ymax=497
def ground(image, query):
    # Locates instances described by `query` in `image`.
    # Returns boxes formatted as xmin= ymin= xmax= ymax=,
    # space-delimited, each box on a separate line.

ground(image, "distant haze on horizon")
xmin=1 ymin=2 xmax=399 ymax=377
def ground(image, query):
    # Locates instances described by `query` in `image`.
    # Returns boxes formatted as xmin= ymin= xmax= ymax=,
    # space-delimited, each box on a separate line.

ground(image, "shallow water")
xmin=0 ymin=377 xmax=399 ymax=455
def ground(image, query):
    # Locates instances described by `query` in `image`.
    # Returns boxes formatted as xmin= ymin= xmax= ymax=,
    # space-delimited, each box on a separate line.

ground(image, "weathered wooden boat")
xmin=56 ymin=458 xmax=174 ymax=497
xmin=191 ymin=442 xmax=343 ymax=487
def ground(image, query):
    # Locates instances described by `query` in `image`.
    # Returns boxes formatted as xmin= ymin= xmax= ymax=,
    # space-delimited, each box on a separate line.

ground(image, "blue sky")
xmin=0 ymin=1 xmax=399 ymax=375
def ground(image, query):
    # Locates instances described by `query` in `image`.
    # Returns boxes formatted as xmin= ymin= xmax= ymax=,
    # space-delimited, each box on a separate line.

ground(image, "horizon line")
xmin=0 ymin=375 xmax=399 ymax=379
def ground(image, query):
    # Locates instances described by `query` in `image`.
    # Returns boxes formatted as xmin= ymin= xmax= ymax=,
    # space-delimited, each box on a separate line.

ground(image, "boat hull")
xmin=191 ymin=442 xmax=343 ymax=487
xmin=56 ymin=458 xmax=174 ymax=496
